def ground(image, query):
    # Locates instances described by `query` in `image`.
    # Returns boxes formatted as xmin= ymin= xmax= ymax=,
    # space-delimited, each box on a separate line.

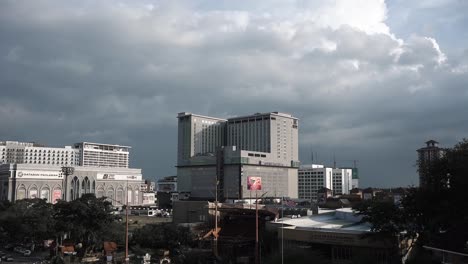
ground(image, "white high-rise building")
xmin=73 ymin=142 xmax=130 ymax=168
xmin=1 ymin=141 xmax=130 ymax=168
xmin=1 ymin=141 xmax=77 ymax=166
xmin=176 ymin=112 xmax=300 ymax=199
xmin=298 ymin=164 xmax=353 ymax=201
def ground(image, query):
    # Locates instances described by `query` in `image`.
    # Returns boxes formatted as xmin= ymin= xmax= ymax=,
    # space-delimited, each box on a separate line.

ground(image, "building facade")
xmin=157 ymin=176 xmax=178 ymax=192
xmin=176 ymin=112 xmax=300 ymax=199
xmin=0 ymin=163 xmax=146 ymax=206
xmin=298 ymin=164 xmax=354 ymax=202
xmin=177 ymin=113 xmax=226 ymax=165
xmin=73 ymin=142 xmax=130 ymax=168
xmin=417 ymin=140 xmax=444 ymax=188
xmin=1 ymin=141 xmax=78 ymax=166
xmin=0 ymin=140 xmax=146 ymax=206
xmin=1 ymin=141 xmax=130 ymax=168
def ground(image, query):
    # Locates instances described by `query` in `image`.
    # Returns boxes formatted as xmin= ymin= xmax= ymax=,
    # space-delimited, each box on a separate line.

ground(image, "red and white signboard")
xmin=247 ymin=176 xmax=262 ymax=191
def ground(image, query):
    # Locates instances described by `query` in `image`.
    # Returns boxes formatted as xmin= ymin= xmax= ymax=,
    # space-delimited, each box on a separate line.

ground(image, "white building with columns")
xmin=0 ymin=140 xmax=147 ymax=206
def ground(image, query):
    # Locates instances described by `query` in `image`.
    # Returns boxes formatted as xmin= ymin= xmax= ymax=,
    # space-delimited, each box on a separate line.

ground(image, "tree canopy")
xmin=355 ymin=139 xmax=468 ymax=258
xmin=0 ymin=193 xmax=123 ymax=251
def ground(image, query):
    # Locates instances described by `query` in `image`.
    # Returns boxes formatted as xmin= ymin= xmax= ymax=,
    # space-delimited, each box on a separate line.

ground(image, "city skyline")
xmin=1 ymin=1 xmax=467 ymax=187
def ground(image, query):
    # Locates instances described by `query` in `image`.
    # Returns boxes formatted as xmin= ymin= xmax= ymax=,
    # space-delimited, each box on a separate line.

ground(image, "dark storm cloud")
xmin=1 ymin=0 xmax=467 ymax=187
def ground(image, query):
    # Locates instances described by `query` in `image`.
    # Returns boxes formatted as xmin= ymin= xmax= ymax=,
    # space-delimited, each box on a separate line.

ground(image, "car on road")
xmin=5 ymin=257 xmax=14 ymax=262
xmin=23 ymin=250 xmax=32 ymax=256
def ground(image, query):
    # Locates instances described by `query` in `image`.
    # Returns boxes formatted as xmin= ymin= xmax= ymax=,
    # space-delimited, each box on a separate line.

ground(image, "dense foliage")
xmin=0 ymin=193 xmax=123 ymax=251
xmin=355 ymin=139 xmax=468 ymax=258
xmin=131 ymin=223 xmax=195 ymax=250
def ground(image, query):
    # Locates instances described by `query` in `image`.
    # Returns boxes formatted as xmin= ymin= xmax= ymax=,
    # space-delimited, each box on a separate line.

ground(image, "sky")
xmin=1 ymin=0 xmax=467 ymax=187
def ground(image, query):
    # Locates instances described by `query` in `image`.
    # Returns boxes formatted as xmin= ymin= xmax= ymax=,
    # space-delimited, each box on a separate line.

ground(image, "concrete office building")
xmin=298 ymin=164 xmax=353 ymax=202
xmin=0 ymin=163 xmax=146 ymax=206
xmin=177 ymin=114 xmax=226 ymax=164
xmin=176 ymin=112 xmax=299 ymax=199
xmin=1 ymin=141 xmax=130 ymax=168
xmin=417 ymin=140 xmax=444 ymax=188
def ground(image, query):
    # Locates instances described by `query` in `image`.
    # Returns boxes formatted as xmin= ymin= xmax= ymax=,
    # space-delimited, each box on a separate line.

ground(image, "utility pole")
xmin=61 ymin=166 xmax=74 ymax=201
xmin=125 ymin=178 xmax=129 ymax=264
xmin=255 ymin=190 xmax=259 ymax=264
xmin=214 ymin=175 xmax=219 ymax=258
xmin=281 ymin=196 xmax=284 ymax=264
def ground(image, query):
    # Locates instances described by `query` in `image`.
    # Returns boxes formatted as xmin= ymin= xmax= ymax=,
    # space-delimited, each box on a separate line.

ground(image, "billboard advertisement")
xmin=97 ymin=173 xmax=142 ymax=181
xmin=52 ymin=189 xmax=62 ymax=204
xmin=247 ymin=176 xmax=262 ymax=191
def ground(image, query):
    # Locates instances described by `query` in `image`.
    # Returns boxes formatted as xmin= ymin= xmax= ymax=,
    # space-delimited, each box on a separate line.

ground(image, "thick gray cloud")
xmin=1 ymin=0 xmax=467 ymax=187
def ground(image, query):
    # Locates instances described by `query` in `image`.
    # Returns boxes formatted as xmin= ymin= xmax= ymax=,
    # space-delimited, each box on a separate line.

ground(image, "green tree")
xmin=410 ymin=139 xmax=468 ymax=251
xmin=53 ymin=194 xmax=119 ymax=250
xmin=131 ymin=223 xmax=195 ymax=251
xmin=0 ymin=198 xmax=55 ymax=243
xmin=356 ymin=139 xmax=468 ymax=262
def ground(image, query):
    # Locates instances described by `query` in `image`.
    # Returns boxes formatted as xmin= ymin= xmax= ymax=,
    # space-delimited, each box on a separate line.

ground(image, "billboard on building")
xmin=52 ymin=189 xmax=62 ymax=204
xmin=247 ymin=176 xmax=262 ymax=190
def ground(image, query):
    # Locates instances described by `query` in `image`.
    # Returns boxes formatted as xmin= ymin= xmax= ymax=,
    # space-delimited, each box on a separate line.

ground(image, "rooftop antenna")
xmin=310 ymin=146 xmax=314 ymax=164
xmin=333 ymin=153 xmax=337 ymax=168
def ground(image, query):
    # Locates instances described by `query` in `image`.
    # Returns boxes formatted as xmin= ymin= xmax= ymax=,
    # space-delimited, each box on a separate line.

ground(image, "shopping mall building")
xmin=0 ymin=141 xmax=149 ymax=206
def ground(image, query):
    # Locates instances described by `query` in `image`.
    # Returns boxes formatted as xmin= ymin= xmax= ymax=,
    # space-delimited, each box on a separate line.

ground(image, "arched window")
xmin=82 ymin=177 xmax=91 ymax=195
xmin=29 ymin=186 xmax=38 ymax=199
xmin=52 ymin=187 xmax=62 ymax=204
xmin=106 ymin=187 xmax=114 ymax=205
xmin=116 ymin=186 xmax=124 ymax=206
xmin=92 ymin=181 xmax=96 ymax=194
xmin=134 ymin=190 xmax=139 ymax=205
xmin=40 ymin=186 xmax=50 ymax=201
xmin=17 ymin=185 xmax=26 ymax=200
xmin=70 ymin=176 xmax=80 ymax=200
xmin=97 ymin=186 xmax=105 ymax=198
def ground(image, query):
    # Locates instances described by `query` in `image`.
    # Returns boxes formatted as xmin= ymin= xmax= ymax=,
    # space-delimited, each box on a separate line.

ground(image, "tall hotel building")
xmin=177 ymin=112 xmax=299 ymax=200
xmin=0 ymin=141 xmax=145 ymax=206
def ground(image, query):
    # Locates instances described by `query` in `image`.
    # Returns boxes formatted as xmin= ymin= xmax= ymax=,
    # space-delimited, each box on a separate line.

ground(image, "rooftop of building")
xmin=177 ymin=111 xmax=298 ymax=122
xmin=273 ymin=208 xmax=371 ymax=234
xmin=177 ymin=112 xmax=227 ymax=121
xmin=75 ymin=142 xmax=131 ymax=149
xmin=0 ymin=163 xmax=141 ymax=173
xmin=158 ymin=176 xmax=177 ymax=182
xmin=227 ymin=111 xmax=298 ymax=121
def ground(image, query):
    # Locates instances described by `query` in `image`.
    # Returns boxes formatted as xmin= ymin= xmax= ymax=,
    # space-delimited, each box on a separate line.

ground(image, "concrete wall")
xmin=172 ymin=200 xmax=210 ymax=224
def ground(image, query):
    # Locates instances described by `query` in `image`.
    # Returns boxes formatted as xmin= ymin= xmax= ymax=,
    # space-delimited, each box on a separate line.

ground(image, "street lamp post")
xmin=61 ymin=166 xmax=75 ymax=201
xmin=125 ymin=178 xmax=130 ymax=264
